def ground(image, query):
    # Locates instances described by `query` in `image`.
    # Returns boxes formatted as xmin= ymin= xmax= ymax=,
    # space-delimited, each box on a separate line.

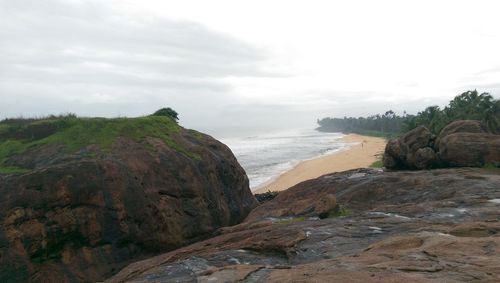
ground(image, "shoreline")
xmin=253 ymin=134 xmax=386 ymax=194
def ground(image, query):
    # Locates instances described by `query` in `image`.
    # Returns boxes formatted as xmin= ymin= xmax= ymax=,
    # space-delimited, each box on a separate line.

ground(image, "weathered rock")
xmin=438 ymin=133 xmax=500 ymax=167
xmin=382 ymin=152 xmax=399 ymax=169
xmin=385 ymin=120 xmax=500 ymax=169
xmin=383 ymin=126 xmax=435 ymax=169
xmin=254 ymin=191 xmax=279 ymax=204
xmin=435 ymin=120 xmax=488 ymax=151
xmin=245 ymin=181 xmax=338 ymax=222
xmin=432 ymin=120 xmax=500 ymax=167
xmin=0 ymin=117 xmax=257 ymax=282
xmin=408 ymin=147 xmax=437 ymax=169
xmin=383 ymin=139 xmax=407 ymax=169
xmin=107 ymin=168 xmax=500 ymax=283
xmin=402 ymin=125 xmax=435 ymax=151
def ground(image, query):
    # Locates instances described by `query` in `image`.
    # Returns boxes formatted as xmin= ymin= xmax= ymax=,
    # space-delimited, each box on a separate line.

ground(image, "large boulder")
xmin=437 ymin=133 xmax=500 ymax=167
xmin=435 ymin=120 xmax=488 ymax=151
xmin=434 ymin=120 xmax=500 ymax=167
xmin=0 ymin=116 xmax=257 ymax=282
xmin=384 ymin=120 xmax=500 ymax=169
xmin=383 ymin=126 xmax=436 ymax=169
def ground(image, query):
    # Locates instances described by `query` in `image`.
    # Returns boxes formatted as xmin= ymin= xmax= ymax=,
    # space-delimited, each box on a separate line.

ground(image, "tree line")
xmin=317 ymin=90 xmax=500 ymax=136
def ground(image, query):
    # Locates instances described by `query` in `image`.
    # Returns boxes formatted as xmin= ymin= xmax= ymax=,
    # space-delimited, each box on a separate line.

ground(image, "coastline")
xmin=253 ymin=134 xmax=387 ymax=194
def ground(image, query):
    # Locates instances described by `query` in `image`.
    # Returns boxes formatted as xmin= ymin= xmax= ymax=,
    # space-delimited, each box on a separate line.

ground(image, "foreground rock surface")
xmin=384 ymin=120 xmax=500 ymax=169
xmin=108 ymin=168 xmax=500 ymax=282
xmin=0 ymin=117 xmax=257 ymax=282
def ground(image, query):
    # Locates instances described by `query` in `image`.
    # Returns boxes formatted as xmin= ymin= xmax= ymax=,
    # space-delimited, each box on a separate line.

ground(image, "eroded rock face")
xmin=245 ymin=180 xmax=338 ymax=222
xmin=107 ymin=168 xmax=500 ymax=283
xmin=438 ymin=133 xmax=500 ymax=167
xmin=435 ymin=120 xmax=500 ymax=167
xmin=435 ymin=120 xmax=488 ymax=151
xmin=0 ymin=129 xmax=257 ymax=282
xmin=383 ymin=126 xmax=436 ymax=169
xmin=384 ymin=120 xmax=500 ymax=169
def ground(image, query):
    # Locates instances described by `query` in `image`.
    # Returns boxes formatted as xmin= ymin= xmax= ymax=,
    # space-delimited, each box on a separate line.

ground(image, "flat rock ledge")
xmin=107 ymin=168 xmax=500 ymax=283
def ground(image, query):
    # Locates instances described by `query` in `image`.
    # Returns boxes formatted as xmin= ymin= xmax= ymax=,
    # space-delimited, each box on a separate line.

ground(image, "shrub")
xmin=151 ymin=108 xmax=178 ymax=121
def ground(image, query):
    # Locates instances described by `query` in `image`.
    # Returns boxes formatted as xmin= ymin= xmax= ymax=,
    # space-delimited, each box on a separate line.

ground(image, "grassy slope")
xmin=0 ymin=116 xmax=199 ymax=174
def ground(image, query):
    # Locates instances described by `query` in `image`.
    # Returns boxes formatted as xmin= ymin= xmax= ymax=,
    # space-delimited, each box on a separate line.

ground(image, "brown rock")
xmin=433 ymin=120 xmax=500 ymax=167
xmin=107 ymin=168 xmax=500 ymax=283
xmin=245 ymin=181 xmax=337 ymax=222
xmin=437 ymin=132 xmax=500 ymax=167
xmin=435 ymin=120 xmax=488 ymax=151
xmin=385 ymin=120 xmax=500 ymax=169
xmin=408 ymin=147 xmax=437 ymax=169
xmin=383 ymin=126 xmax=435 ymax=169
xmin=401 ymin=125 xmax=435 ymax=151
xmin=382 ymin=152 xmax=398 ymax=169
xmin=0 ymin=124 xmax=257 ymax=282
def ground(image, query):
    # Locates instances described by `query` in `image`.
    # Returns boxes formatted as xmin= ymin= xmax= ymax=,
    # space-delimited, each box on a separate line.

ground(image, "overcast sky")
xmin=1 ymin=0 xmax=500 ymax=136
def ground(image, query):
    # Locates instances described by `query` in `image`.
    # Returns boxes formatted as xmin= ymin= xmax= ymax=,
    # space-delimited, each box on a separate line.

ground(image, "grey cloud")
xmin=456 ymin=83 xmax=500 ymax=96
xmin=0 ymin=1 xmax=270 ymax=79
xmin=476 ymin=66 xmax=500 ymax=75
xmin=0 ymin=0 xmax=277 ymax=128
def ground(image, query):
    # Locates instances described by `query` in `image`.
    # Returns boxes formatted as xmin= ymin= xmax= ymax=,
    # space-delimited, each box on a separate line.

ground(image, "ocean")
xmin=219 ymin=128 xmax=348 ymax=191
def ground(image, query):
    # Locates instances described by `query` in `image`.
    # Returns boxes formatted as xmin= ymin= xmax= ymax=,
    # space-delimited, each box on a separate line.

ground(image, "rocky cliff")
xmin=0 ymin=116 xmax=257 ymax=282
xmin=108 ymin=168 xmax=500 ymax=282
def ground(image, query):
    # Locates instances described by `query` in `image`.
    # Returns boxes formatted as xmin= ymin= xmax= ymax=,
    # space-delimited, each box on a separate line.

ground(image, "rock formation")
xmin=0 ymin=116 xmax=258 ymax=282
xmin=383 ymin=126 xmax=436 ymax=169
xmin=107 ymin=168 xmax=500 ymax=282
xmin=246 ymin=179 xmax=338 ymax=221
xmin=384 ymin=120 xmax=500 ymax=169
xmin=434 ymin=119 xmax=488 ymax=151
xmin=437 ymin=120 xmax=500 ymax=167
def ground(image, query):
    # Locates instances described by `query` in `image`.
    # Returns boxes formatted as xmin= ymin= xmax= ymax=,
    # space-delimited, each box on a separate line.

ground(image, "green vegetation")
xmin=369 ymin=153 xmax=384 ymax=168
xmin=403 ymin=90 xmax=499 ymax=134
xmin=328 ymin=206 xmax=350 ymax=218
xmin=275 ymin=207 xmax=350 ymax=224
xmin=0 ymin=116 xmax=179 ymax=154
xmin=482 ymin=163 xmax=500 ymax=170
xmin=317 ymin=110 xmax=407 ymax=137
xmin=0 ymin=110 xmax=201 ymax=169
xmin=349 ymin=129 xmax=399 ymax=140
xmin=188 ymin=129 xmax=205 ymax=141
xmin=370 ymin=159 xmax=384 ymax=169
xmin=150 ymin=107 xmax=179 ymax=122
xmin=317 ymin=90 xmax=500 ymax=136
xmin=0 ymin=166 xmax=31 ymax=175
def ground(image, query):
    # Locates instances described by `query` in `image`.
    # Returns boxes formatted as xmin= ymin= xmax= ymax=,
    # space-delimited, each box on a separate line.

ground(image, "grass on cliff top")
xmin=0 ymin=115 xmax=200 ymax=168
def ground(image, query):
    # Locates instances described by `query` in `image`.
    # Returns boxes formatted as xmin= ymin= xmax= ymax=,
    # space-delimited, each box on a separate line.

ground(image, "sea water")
xmin=220 ymin=128 xmax=348 ymax=191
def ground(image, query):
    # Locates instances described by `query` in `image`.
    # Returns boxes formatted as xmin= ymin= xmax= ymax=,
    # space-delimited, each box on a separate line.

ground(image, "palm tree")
xmin=483 ymin=100 xmax=500 ymax=134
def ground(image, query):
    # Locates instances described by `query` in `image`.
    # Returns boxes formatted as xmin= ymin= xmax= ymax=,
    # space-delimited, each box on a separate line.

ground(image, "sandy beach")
xmin=253 ymin=134 xmax=387 ymax=194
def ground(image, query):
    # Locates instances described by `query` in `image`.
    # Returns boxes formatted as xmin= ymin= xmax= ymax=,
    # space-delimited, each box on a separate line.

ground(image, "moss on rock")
xmin=0 ymin=115 xmax=203 ymax=170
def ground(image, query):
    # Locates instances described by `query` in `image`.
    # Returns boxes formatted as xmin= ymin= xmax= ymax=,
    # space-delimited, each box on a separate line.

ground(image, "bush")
xmin=151 ymin=108 xmax=178 ymax=121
